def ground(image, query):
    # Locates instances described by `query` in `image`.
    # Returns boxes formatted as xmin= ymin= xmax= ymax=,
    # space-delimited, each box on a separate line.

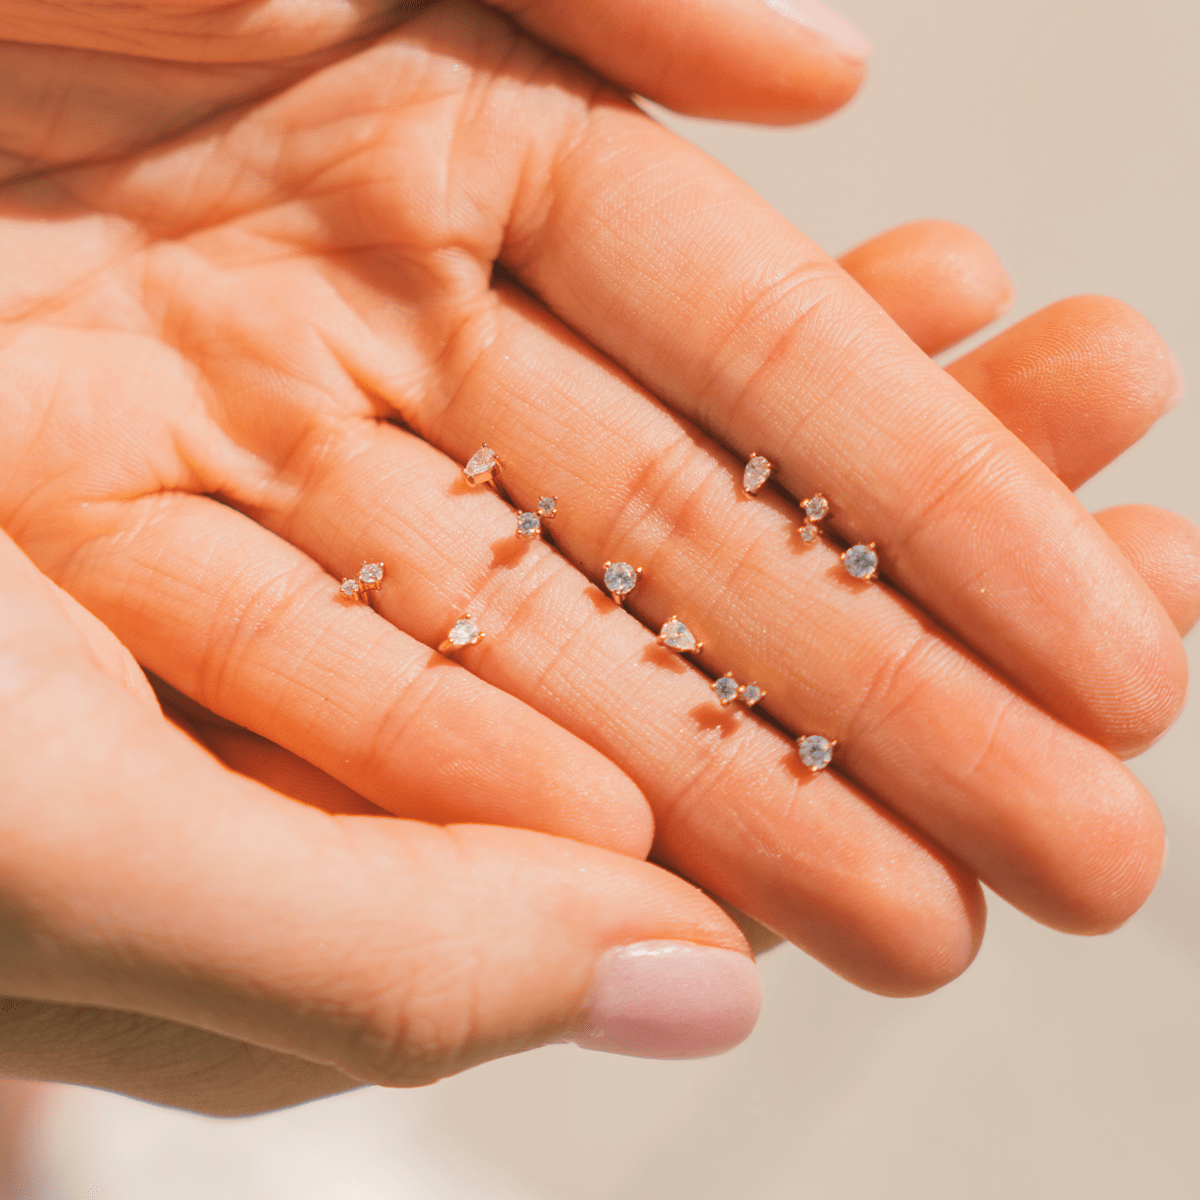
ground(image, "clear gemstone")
xmin=516 ymin=512 xmax=541 ymax=538
xmin=740 ymin=683 xmax=763 ymax=706
xmin=659 ymin=619 xmax=697 ymax=653
xmin=448 ymin=617 xmax=480 ymax=647
xmin=743 ymin=456 xmax=772 ymax=495
xmin=843 ymin=544 xmax=879 ymax=580
xmin=798 ymin=522 xmax=818 ymax=543
xmin=804 ymin=494 xmax=829 ymax=521
xmin=604 ymin=562 xmax=639 ymax=597
xmin=713 ymin=675 xmax=739 ymax=705
xmin=358 ymin=562 xmax=383 ymax=585
xmin=797 ymin=735 xmax=833 ymax=771
xmin=538 ymin=496 xmax=557 ymax=518
xmin=463 ymin=445 xmax=498 ymax=484
xmin=340 ymin=578 xmax=360 ymax=598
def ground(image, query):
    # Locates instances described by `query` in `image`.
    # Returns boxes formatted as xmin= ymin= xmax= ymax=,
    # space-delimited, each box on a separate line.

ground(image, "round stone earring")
xmin=516 ymin=496 xmax=557 ymax=540
xmin=841 ymin=543 xmax=879 ymax=581
xmin=711 ymin=674 xmax=740 ymax=707
xmin=603 ymin=561 xmax=642 ymax=605
xmin=339 ymin=561 xmax=384 ymax=601
xmin=798 ymin=493 xmax=829 ymax=544
xmin=796 ymin=734 xmax=836 ymax=772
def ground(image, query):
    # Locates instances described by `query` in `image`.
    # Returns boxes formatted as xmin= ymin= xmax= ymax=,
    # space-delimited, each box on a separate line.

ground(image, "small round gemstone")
xmin=843 ymin=544 xmax=879 ymax=580
xmin=340 ymin=578 xmax=360 ymax=598
xmin=516 ymin=512 xmax=541 ymax=538
xmin=448 ymin=617 xmax=480 ymax=647
xmin=538 ymin=496 xmax=557 ymax=517
xmin=804 ymin=494 xmax=829 ymax=521
xmin=358 ymin=562 xmax=384 ymax=585
xmin=743 ymin=456 xmax=772 ymax=495
xmin=797 ymin=735 xmax=834 ymax=771
xmin=798 ymin=522 xmax=818 ymax=543
xmin=740 ymin=683 xmax=763 ymax=706
xmin=604 ymin=562 xmax=639 ymax=597
xmin=659 ymin=618 xmax=697 ymax=653
xmin=713 ymin=675 xmax=739 ymax=705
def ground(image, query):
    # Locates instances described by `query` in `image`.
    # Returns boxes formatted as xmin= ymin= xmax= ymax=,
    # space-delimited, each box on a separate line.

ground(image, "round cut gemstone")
xmin=358 ymin=562 xmax=384 ymax=585
xmin=804 ymin=494 xmax=829 ymax=521
xmin=448 ymin=617 xmax=480 ymax=647
xmin=740 ymin=683 xmax=763 ymax=706
xmin=340 ymin=578 xmax=360 ymax=598
xmin=538 ymin=496 xmax=557 ymax=518
xmin=798 ymin=523 xmax=818 ymax=543
xmin=516 ymin=512 xmax=541 ymax=538
xmin=743 ymin=456 xmax=772 ymax=495
xmin=463 ymin=445 xmax=498 ymax=484
xmin=797 ymin=735 xmax=833 ymax=771
xmin=843 ymin=544 xmax=879 ymax=580
xmin=604 ymin=561 xmax=639 ymax=597
xmin=713 ymin=675 xmax=739 ymax=705
xmin=659 ymin=618 xmax=697 ymax=653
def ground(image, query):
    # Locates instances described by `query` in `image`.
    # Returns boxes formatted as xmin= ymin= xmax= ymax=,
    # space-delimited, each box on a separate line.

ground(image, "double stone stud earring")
xmin=517 ymin=496 xmax=557 ymax=540
xmin=339 ymin=561 xmax=384 ymax=601
xmin=711 ymin=673 xmax=765 ymax=709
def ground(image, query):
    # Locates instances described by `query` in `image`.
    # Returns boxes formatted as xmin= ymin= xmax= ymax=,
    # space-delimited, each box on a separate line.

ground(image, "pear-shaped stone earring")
xmin=742 ymin=454 xmax=773 ymax=496
xmin=463 ymin=444 xmax=501 ymax=488
xmin=439 ymin=614 xmax=484 ymax=654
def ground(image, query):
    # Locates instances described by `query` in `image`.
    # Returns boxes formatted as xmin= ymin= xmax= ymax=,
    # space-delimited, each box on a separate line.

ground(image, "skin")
xmin=0 ymin=0 xmax=1196 ymax=1116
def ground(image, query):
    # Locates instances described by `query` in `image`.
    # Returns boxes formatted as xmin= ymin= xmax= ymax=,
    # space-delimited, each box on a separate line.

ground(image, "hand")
xmin=0 ymin=526 xmax=764 ymax=1113
xmin=0 ymin=2 xmax=1192 ymax=1000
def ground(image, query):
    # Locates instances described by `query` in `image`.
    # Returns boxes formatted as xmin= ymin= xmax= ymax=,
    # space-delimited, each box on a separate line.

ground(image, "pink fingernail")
xmin=573 ymin=941 xmax=762 ymax=1059
xmin=762 ymin=0 xmax=871 ymax=61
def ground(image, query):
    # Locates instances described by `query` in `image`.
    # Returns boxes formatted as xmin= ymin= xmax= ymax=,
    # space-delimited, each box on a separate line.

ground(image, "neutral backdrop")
xmin=31 ymin=0 xmax=1200 ymax=1196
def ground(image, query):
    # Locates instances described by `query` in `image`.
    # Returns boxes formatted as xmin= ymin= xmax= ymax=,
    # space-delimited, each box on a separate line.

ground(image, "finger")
xmin=838 ymin=220 xmax=1013 ymax=356
xmin=154 ymin=679 xmax=388 ymax=817
xmin=946 ymin=296 xmax=1184 ymax=490
xmin=0 ymin=998 xmax=359 ymax=1117
xmin=0 ymin=532 xmax=760 ymax=1072
xmin=486 ymin=0 xmax=868 ymax=124
xmin=501 ymin=88 xmax=1186 ymax=757
xmin=41 ymin=491 xmax=654 ymax=857
xmin=1095 ymin=505 xmax=1200 ymax=638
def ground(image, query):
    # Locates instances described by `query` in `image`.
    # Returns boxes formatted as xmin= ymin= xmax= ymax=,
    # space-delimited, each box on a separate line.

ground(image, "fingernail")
xmin=1162 ymin=347 xmax=1186 ymax=412
xmin=573 ymin=941 xmax=762 ymax=1059
xmin=762 ymin=0 xmax=871 ymax=61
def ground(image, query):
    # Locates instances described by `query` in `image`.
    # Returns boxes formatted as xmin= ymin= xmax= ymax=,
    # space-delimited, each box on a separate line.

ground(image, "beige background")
xmin=31 ymin=0 xmax=1199 ymax=1195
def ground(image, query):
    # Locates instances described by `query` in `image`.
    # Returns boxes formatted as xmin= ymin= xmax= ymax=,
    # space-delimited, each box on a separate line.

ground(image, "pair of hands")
xmin=0 ymin=0 xmax=1195 ymax=1115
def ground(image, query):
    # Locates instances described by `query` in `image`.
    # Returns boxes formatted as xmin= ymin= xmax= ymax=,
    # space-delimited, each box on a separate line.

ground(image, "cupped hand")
xmin=0 ymin=1 xmax=1192 ymax=1000
xmin=0 ymin=527 xmax=765 ymax=1113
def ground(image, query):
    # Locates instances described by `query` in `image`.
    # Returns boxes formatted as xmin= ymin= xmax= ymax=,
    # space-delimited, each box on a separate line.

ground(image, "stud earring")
xmin=841 ymin=543 xmax=879 ymax=581
xmin=743 ymin=454 xmax=773 ymax=496
xmin=603 ymin=561 xmax=642 ymax=605
xmin=338 ymin=561 xmax=384 ymax=601
xmin=516 ymin=496 xmax=557 ymax=540
xmin=463 ymin=445 xmax=501 ymax=488
xmin=798 ymin=493 xmax=829 ymax=544
xmin=796 ymin=734 xmax=836 ymax=772
xmin=439 ymin=614 xmax=484 ymax=653
xmin=657 ymin=617 xmax=702 ymax=655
